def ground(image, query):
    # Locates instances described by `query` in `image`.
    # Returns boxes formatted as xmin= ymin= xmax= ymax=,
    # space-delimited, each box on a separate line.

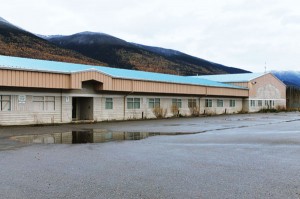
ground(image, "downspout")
xmin=205 ymin=87 xmax=208 ymax=115
xmin=61 ymin=89 xmax=63 ymax=123
xmin=60 ymin=89 xmax=63 ymax=123
xmin=199 ymin=96 xmax=201 ymax=114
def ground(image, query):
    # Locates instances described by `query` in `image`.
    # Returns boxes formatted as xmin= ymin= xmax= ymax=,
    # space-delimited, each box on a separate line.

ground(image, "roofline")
xmin=194 ymin=72 xmax=267 ymax=83
xmin=0 ymin=65 xmax=71 ymax=75
xmin=112 ymin=76 xmax=248 ymax=90
xmin=256 ymin=72 xmax=287 ymax=88
xmin=0 ymin=65 xmax=248 ymax=90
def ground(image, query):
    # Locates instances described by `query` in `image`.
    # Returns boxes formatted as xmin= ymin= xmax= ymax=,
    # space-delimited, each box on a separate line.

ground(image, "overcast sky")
xmin=1 ymin=0 xmax=300 ymax=72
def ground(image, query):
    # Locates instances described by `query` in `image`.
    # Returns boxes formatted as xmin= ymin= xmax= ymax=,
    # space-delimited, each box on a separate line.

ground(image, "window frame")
xmin=105 ymin=98 xmax=113 ymax=109
xmin=258 ymin=100 xmax=262 ymax=107
xmin=250 ymin=100 xmax=256 ymax=107
xmin=217 ymin=99 xmax=223 ymax=107
xmin=188 ymin=99 xmax=197 ymax=108
xmin=205 ymin=99 xmax=212 ymax=107
xmin=229 ymin=99 xmax=236 ymax=107
xmin=33 ymin=96 xmax=55 ymax=111
xmin=127 ymin=98 xmax=141 ymax=109
xmin=172 ymin=98 xmax=182 ymax=108
xmin=148 ymin=98 xmax=160 ymax=108
xmin=0 ymin=95 xmax=11 ymax=111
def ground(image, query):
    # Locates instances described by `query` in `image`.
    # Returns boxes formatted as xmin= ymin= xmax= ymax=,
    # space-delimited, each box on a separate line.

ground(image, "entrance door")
xmin=72 ymin=97 xmax=77 ymax=120
xmin=72 ymin=97 xmax=94 ymax=121
xmin=80 ymin=97 xmax=93 ymax=120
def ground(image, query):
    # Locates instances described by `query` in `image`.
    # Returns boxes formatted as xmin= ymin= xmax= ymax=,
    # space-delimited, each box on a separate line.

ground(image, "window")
xmin=0 ymin=95 xmax=11 ymax=111
xmin=172 ymin=99 xmax=182 ymax=108
xmin=205 ymin=99 xmax=212 ymax=107
xmin=265 ymin=100 xmax=274 ymax=108
xmin=127 ymin=98 xmax=140 ymax=109
xmin=217 ymin=99 xmax=223 ymax=107
xmin=188 ymin=99 xmax=197 ymax=108
xmin=33 ymin=96 xmax=55 ymax=111
xmin=45 ymin=96 xmax=55 ymax=111
xmin=149 ymin=98 xmax=160 ymax=108
xmin=250 ymin=100 xmax=256 ymax=107
xmin=105 ymin=98 xmax=113 ymax=109
xmin=258 ymin=100 xmax=262 ymax=107
xmin=33 ymin=96 xmax=44 ymax=111
xmin=229 ymin=100 xmax=236 ymax=107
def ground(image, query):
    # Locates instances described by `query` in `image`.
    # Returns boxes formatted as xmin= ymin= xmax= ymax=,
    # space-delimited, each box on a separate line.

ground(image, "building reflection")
xmin=10 ymin=130 xmax=161 ymax=144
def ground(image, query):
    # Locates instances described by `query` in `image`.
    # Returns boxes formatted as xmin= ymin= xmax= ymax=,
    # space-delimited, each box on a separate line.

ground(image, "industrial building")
xmin=0 ymin=55 xmax=285 ymax=125
xmin=195 ymin=73 xmax=286 ymax=112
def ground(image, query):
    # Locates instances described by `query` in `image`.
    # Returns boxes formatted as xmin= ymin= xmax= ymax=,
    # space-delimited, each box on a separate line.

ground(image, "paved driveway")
xmin=0 ymin=112 xmax=300 ymax=199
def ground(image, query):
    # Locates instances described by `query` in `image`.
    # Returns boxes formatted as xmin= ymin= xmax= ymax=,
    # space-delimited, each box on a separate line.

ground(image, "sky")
xmin=1 ymin=0 xmax=300 ymax=72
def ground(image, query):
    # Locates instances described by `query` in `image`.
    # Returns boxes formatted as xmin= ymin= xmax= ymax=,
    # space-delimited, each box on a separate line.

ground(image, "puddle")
xmin=9 ymin=130 xmax=166 ymax=144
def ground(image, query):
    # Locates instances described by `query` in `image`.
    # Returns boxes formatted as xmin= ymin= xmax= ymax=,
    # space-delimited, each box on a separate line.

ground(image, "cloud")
xmin=0 ymin=0 xmax=299 ymax=72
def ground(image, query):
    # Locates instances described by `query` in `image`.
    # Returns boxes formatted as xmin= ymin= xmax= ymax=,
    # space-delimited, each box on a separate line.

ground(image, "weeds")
xmin=152 ymin=107 xmax=167 ymax=118
xmin=189 ymin=106 xmax=200 ymax=117
xmin=171 ymin=105 xmax=179 ymax=117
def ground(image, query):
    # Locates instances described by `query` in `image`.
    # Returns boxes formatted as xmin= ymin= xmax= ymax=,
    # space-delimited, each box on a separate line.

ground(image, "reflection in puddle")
xmin=10 ymin=130 xmax=163 ymax=144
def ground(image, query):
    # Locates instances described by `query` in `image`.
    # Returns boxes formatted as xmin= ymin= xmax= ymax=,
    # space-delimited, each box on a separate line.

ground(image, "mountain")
xmin=46 ymin=32 xmax=250 ymax=75
xmin=0 ymin=17 xmax=105 ymax=66
xmin=0 ymin=17 xmax=249 ymax=75
xmin=272 ymin=71 xmax=300 ymax=87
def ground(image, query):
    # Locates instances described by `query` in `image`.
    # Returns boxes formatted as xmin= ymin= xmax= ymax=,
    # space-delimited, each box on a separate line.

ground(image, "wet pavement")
xmin=0 ymin=112 xmax=300 ymax=199
xmin=10 ymin=131 xmax=186 ymax=144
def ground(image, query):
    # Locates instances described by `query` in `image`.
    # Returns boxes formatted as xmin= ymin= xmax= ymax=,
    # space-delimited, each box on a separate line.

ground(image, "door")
xmin=72 ymin=97 xmax=77 ymax=120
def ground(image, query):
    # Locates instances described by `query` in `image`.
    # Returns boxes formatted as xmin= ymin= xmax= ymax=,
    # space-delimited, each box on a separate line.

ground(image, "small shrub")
xmin=238 ymin=110 xmax=248 ymax=114
xmin=276 ymin=105 xmax=286 ymax=112
xmin=189 ymin=106 xmax=200 ymax=117
xmin=259 ymin=108 xmax=278 ymax=113
xmin=152 ymin=107 xmax=167 ymax=119
xmin=171 ymin=105 xmax=179 ymax=117
xmin=259 ymin=106 xmax=287 ymax=113
xmin=203 ymin=109 xmax=215 ymax=116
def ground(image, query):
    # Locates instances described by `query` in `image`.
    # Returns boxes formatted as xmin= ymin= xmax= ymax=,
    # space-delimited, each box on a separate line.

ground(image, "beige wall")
xmin=0 ymin=88 xmax=251 ymax=126
xmin=248 ymin=73 xmax=286 ymax=100
xmin=0 ymin=92 xmax=70 ymax=125
xmin=221 ymin=74 xmax=286 ymax=113
xmin=247 ymin=73 xmax=286 ymax=112
xmin=0 ymin=69 xmax=70 ymax=89
xmin=200 ymin=97 xmax=243 ymax=115
xmin=93 ymin=95 xmax=244 ymax=122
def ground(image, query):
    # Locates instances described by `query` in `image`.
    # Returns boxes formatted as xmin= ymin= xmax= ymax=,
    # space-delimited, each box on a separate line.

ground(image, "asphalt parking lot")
xmin=0 ymin=112 xmax=300 ymax=199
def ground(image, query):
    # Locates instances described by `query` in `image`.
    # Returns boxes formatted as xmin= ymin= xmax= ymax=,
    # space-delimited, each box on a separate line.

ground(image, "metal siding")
xmin=225 ymin=82 xmax=249 ymax=88
xmin=205 ymin=87 xmax=248 ymax=97
xmin=0 ymin=69 xmax=247 ymax=97
xmin=70 ymin=71 xmax=113 ymax=90
xmin=126 ymin=79 xmax=207 ymax=95
xmin=112 ymin=79 xmax=132 ymax=92
xmin=0 ymin=69 xmax=70 ymax=89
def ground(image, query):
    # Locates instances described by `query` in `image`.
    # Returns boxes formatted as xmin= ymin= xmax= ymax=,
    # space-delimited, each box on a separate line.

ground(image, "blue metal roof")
xmin=0 ymin=55 xmax=246 ymax=89
xmin=194 ymin=73 xmax=266 ymax=83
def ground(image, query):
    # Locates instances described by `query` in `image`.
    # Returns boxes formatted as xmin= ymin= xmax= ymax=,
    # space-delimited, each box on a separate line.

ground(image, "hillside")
xmin=0 ymin=17 xmax=105 ymax=66
xmin=272 ymin=71 xmax=300 ymax=87
xmin=47 ymin=32 xmax=250 ymax=75
xmin=0 ymin=17 xmax=250 ymax=75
